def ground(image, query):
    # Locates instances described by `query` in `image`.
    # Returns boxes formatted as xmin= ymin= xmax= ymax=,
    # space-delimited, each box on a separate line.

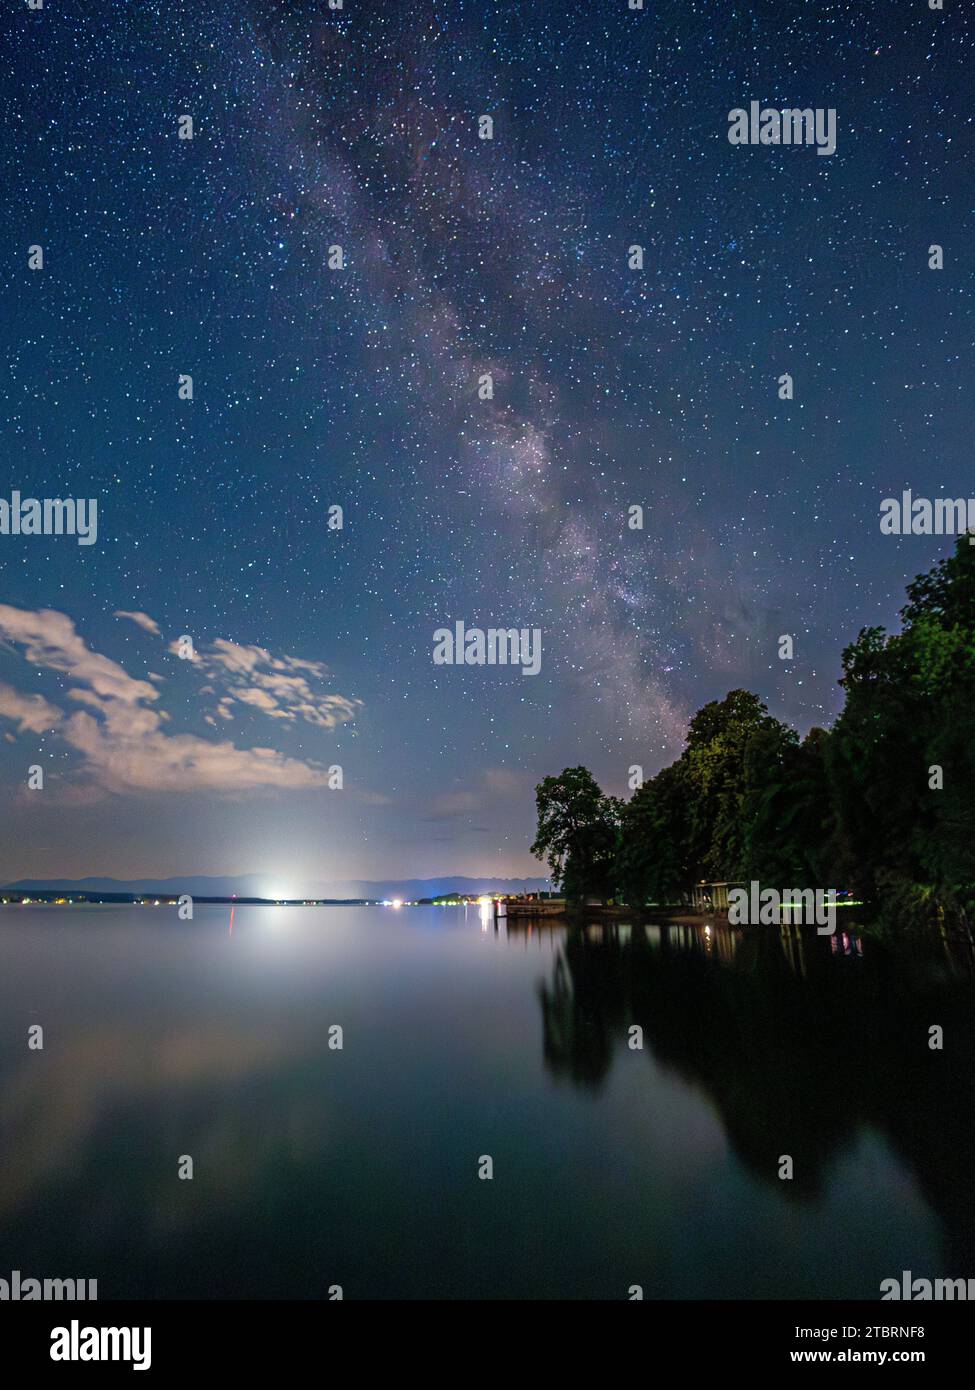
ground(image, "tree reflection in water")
xmin=533 ymin=918 xmax=975 ymax=1269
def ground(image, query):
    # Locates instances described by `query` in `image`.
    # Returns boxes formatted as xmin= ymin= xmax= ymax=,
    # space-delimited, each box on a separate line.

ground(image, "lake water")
xmin=1 ymin=903 xmax=973 ymax=1299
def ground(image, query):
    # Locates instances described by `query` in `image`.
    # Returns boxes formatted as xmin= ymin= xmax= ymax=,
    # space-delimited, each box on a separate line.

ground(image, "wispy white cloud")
xmin=114 ymin=610 xmax=161 ymax=636
xmin=0 ymin=604 xmax=155 ymax=704
xmin=169 ymin=636 xmax=361 ymax=730
xmin=0 ymin=680 xmax=62 ymax=734
xmin=0 ymin=605 xmax=354 ymax=794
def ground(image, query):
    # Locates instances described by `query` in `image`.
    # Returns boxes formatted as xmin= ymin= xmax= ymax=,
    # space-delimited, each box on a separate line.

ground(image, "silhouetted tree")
xmin=615 ymin=764 xmax=691 ymax=906
xmin=531 ymin=767 xmax=621 ymax=902
xmin=830 ymin=536 xmax=975 ymax=926
xmin=682 ymin=690 xmax=796 ymax=881
xmin=533 ymin=541 xmax=975 ymax=932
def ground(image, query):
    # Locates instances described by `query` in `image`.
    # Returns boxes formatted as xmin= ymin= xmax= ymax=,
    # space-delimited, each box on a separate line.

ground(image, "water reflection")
xmin=534 ymin=918 xmax=975 ymax=1268
xmin=1 ymin=905 xmax=971 ymax=1296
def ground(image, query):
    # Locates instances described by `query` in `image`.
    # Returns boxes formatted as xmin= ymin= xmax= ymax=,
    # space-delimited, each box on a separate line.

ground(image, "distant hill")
xmin=0 ymin=874 xmax=552 ymax=901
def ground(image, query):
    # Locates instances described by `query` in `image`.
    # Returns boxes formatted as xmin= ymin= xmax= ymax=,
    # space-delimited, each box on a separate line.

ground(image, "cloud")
xmin=235 ymin=687 xmax=282 ymax=713
xmin=0 ymin=604 xmax=348 ymax=794
xmin=169 ymin=636 xmax=362 ymax=730
xmin=0 ymin=680 xmax=62 ymax=734
xmin=0 ymin=604 xmax=156 ymax=704
xmin=62 ymin=705 xmax=333 ymax=793
xmin=114 ymin=610 xmax=161 ymax=636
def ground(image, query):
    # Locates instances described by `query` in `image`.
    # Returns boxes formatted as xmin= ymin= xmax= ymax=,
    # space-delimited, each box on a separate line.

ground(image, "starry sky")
xmin=0 ymin=0 xmax=972 ymax=891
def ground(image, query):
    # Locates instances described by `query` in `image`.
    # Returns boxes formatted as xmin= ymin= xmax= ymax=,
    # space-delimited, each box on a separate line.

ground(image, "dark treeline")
xmin=532 ymin=538 xmax=975 ymax=931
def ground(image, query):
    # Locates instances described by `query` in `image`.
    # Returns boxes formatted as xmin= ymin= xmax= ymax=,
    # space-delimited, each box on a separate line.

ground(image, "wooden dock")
xmin=502 ymin=896 xmax=566 ymax=918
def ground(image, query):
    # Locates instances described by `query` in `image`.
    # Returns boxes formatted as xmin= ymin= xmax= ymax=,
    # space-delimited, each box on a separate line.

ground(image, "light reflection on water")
xmin=0 ymin=904 xmax=972 ymax=1298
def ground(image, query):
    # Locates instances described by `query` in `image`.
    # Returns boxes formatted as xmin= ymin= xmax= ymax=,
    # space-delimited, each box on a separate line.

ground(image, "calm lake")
xmin=1 ymin=903 xmax=974 ymax=1299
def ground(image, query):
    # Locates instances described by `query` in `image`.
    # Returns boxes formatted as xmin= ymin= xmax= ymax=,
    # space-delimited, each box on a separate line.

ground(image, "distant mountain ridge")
xmin=0 ymin=874 xmax=551 ymax=900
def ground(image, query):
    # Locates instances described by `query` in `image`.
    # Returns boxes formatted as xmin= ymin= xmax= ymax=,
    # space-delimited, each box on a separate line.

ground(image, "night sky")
xmin=0 ymin=0 xmax=972 ymax=891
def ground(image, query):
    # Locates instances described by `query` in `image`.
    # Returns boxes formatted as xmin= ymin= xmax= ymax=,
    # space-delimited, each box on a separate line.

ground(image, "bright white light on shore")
xmin=264 ymin=884 xmax=293 ymax=902
xmin=391 ymin=898 xmax=403 ymax=909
